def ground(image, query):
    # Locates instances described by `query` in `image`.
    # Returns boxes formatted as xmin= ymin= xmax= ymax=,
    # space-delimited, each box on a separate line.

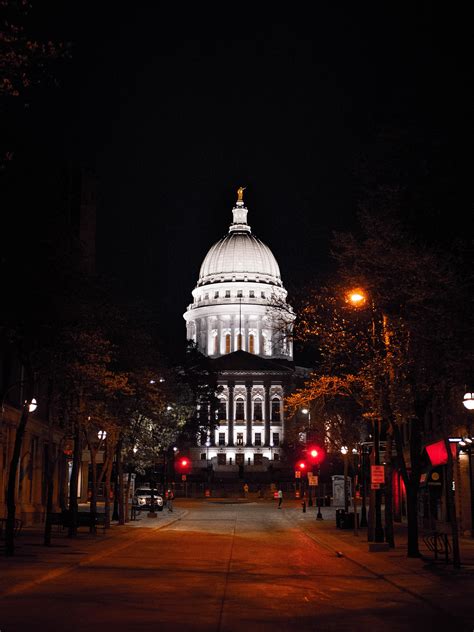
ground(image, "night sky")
xmin=3 ymin=3 xmax=471 ymax=358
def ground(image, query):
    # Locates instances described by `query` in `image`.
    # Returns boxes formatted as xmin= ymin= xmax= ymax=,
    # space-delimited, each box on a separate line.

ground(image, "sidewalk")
xmin=0 ymin=507 xmax=187 ymax=598
xmin=286 ymin=503 xmax=474 ymax=626
xmin=287 ymin=503 xmax=474 ymax=566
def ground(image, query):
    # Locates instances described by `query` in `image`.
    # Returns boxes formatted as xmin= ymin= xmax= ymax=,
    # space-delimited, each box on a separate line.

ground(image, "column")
xmin=245 ymin=380 xmax=253 ymax=446
xmin=264 ymin=381 xmax=271 ymax=446
xmin=228 ymin=381 xmax=235 ymax=446
xmin=217 ymin=318 xmax=223 ymax=356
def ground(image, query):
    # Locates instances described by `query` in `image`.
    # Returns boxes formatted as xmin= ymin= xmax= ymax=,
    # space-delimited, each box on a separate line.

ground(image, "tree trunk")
xmin=43 ymin=444 xmax=57 ymax=546
xmin=89 ymin=446 xmax=98 ymax=534
xmin=68 ymin=421 xmax=82 ymax=537
xmin=406 ymin=484 xmax=420 ymax=557
xmin=5 ymin=397 xmax=32 ymax=556
xmin=393 ymin=422 xmax=421 ymax=557
xmin=116 ymin=436 xmax=125 ymax=525
xmin=124 ymin=471 xmax=132 ymax=523
xmin=384 ymin=432 xmax=395 ymax=547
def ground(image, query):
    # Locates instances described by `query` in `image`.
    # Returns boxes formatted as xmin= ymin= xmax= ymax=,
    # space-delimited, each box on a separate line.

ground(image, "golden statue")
xmin=237 ymin=186 xmax=246 ymax=202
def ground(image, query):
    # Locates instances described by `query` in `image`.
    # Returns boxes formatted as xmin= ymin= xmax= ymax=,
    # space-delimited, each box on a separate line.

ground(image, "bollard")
xmin=302 ymin=500 xmax=306 ymax=513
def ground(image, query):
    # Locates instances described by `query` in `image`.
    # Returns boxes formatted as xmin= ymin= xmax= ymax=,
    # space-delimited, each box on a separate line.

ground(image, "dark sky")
xmin=3 ymin=2 xmax=472 ymax=357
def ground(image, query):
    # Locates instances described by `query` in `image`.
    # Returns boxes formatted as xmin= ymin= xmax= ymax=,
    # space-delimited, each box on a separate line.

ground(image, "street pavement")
xmin=0 ymin=499 xmax=473 ymax=631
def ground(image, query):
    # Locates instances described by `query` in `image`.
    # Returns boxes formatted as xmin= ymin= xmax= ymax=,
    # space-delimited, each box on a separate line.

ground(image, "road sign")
xmin=308 ymin=475 xmax=318 ymax=486
xmin=371 ymin=465 xmax=385 ymax=484
xmin=295 ymin=471 xmax=301 ymax=478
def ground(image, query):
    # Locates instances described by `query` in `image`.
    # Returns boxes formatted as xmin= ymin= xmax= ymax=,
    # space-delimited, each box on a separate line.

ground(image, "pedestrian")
xmin=277 ymin=487 xmax=283 ymax=509
xmin=166 ymin=488 xmax=174 ymax=512
xmin=243 ymin=483 xmax=249 ymax=498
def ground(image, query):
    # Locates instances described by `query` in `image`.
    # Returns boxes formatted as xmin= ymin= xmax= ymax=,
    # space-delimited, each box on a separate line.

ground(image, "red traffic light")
xmin=296 ymin=460 xmax=307 ymax=470
xmin=308 ymin=445 xmax=325 ymax=463
xmin=176 ymin=456 xmax=190 ymax=471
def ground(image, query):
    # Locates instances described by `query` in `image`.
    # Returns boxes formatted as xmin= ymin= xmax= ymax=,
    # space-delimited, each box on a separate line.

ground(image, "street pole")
xmin=373 ymin=420 xmax=385 ymax=542
xmin=316 ymin=465 xmax=323 ymax=520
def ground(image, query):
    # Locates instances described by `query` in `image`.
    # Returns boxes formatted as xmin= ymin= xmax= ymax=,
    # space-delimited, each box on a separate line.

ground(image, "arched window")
xmin=237 ymin=333 xmax=242 ymax=350
xmin=214 ymin=335 xmax=219 ymax=355
xmin=225 ymin=334 xmax=231 ymax=354
xmin=271 ymin=398 xmax=280 ymax=421
xmin=235 ymin=399 xmax=245 ymax=420
xmin=249 ymin=334 xmax=255 ymax=354
xmin=218 ymin=400 xmax=227 ymax=420
xmin=253 ymin=400 xmax=263 ymax=421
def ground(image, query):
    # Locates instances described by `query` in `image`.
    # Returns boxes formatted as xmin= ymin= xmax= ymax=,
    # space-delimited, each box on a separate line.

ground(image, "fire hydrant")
xmin=302 ymin=500 xmax=306 ymax=513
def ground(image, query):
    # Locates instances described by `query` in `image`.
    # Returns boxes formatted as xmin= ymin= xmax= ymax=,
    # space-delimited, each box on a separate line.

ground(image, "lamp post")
xmin=462 ymin=393 xmax=474 ymax=538
xmin=341 ymin=446 xmax=349 ymax=512
xmin=347 ymin=288 xmax=384 ymax=543
xmin=302 ymin=408 xmax=313 ymax=507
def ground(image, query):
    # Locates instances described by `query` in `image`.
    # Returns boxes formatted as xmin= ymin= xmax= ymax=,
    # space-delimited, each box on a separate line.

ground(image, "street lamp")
xmin=462 ymin=393 xmax=474 ymax=538
xmin=341 ymin=445 xmax=349 ymax=512
xmin=301 ymin=408 xmax=314 ymax=506
xmin=347 ymin=287 xmax=385 ymax=543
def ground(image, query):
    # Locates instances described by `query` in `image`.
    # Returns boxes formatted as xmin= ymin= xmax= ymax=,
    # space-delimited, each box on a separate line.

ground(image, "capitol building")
xmin=183 ymin=188 xmax=296 ymax=477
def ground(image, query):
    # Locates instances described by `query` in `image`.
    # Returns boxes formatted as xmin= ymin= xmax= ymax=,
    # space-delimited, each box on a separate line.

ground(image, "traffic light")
xmin=296 ymin=460 xmax=307 ymax=472
xmin=178 ymin=457 xmax=190 ymax=470
xmin=307 ymin=445 xmax=325 ymax=464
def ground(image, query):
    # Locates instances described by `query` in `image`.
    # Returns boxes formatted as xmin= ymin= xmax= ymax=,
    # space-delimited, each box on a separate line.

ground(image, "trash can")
xmin=336 ymin=508 xmax=345 ymax=528
xmin=340 ymin=512 xmax=355 ymax=529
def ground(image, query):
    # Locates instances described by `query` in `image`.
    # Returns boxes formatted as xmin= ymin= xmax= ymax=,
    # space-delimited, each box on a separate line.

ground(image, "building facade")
xmin=183 ymin=188 xmax=295 ymax=478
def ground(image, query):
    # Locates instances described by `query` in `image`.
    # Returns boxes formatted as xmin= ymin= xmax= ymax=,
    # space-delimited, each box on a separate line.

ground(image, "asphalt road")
xmin=0 ymin=500 xmax=467 ymax=631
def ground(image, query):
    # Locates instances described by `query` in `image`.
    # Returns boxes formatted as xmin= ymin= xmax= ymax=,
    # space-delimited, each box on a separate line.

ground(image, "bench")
xmin=0 ymin=517 xmax=22 ymax=538
xmin=52 ymin=511 xmax=107 ymax=533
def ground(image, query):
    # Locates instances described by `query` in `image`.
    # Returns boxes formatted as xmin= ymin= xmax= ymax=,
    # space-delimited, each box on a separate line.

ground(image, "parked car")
xmin=133 ymin=488 xmax=164 ymax=511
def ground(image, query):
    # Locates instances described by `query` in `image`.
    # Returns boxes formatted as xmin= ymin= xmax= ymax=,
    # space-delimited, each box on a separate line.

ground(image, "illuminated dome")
xmin=198 ymin=200 xmax=281 ymax=287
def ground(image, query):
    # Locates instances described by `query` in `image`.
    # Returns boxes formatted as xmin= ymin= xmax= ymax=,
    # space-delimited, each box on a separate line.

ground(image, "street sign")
xmin=371 ymin=465 xmax=385 ymax=484
xmin=181 ymin=474 xmax=187 ymax=481
xmin=308 ymin=475 xmax=318 ymax=486
xmin=371 ymin=482 xmax=380 ymax=490
xmin=295 ymin=471 xmax=301 ymax=478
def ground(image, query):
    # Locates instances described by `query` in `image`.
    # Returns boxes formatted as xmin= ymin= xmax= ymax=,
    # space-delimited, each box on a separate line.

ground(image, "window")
xmin=273 ymin=453 xmax=280 ymax=461
xmin=249 ymin=290 xmax=255 ymax=298
xmin=225 ymin=334 xmax=231 ymax=354
xmin=217 ymin=453 xmax=226 ymax=466
xmin=218 ymin=401 xmax=227 ymax=420
xmin=261 ymin=291 xmax=266 ymax=298
xmin=204 ymin=293 xmax=209 ymax=300
xmin=254 ymin=453 xmax=263 ymax=465
xmin=254 ymin=433 xmax=262 ymax=446
xmin=218 ymin=433 xmax=225 ymax=446
xmin=249 ymin=334 xmax=255 ymax=354
xmin=225 ymin=290 xmax=230 ymax=298
xmin=235 ymin=399 xmax=245 ymax=420
xmin=236 ymin=433 xmax=244 ymax=446
xmin=272 ymin=432 xmax=280 ymax=446
xmin=271 ymin=398 xmax=280 ymax=421
xmin=214 ymin=291 xmax=219 ymax=299
xmin=253 ymin=401 xmax=262 ymax=421
xmin=236 ymin=453 xmax=244 ymax=465
xmin=200 ymin=453 xmax=207 ymax=460
xmin=237 ymin=290 xmax=243 ymax=298
xmin=237 ymin=333 xmax=242 ymax=350
xmin=214 ymin=336 xmax=219 ymax=355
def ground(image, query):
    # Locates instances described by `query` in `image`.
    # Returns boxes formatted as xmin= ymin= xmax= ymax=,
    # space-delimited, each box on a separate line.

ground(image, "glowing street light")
xmin=463 ymin=393 xmax=474 ymax=410
xmin=97 ymin=430 xmax=107 ymax=441
xmin=28 ymin=398 xmax=38 ymax=413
